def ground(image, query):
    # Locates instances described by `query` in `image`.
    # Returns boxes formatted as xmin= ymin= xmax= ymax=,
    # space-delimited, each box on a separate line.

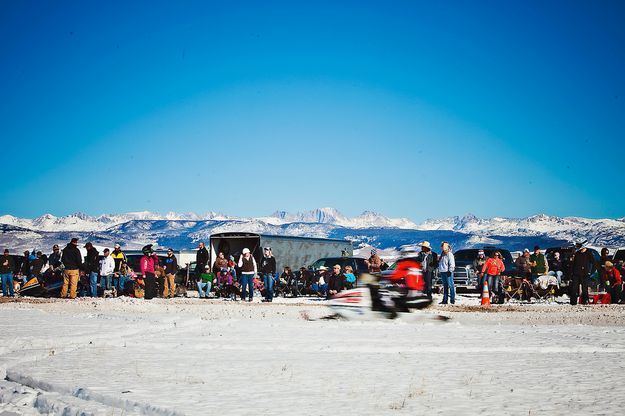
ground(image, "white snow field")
xmin=1 ymin=296 xmax=625 ymax=415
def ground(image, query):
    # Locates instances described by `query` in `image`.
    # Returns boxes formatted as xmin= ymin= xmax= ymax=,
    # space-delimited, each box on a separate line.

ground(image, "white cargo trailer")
xmin=209 ymin=232 xmax=353 ymax=273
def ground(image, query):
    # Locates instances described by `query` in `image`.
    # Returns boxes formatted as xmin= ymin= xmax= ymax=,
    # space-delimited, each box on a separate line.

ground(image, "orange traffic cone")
xmin=481 ymin=280 xmax=490 ymax=306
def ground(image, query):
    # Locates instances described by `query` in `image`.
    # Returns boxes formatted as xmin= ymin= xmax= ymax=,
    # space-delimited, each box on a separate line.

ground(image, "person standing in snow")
xmin=163 ymin=248 xmax=178 ymax=299
xmin=140 ymin=244 xmax=159 ymax=300
xmin=570 ymin=242 xmax=597 ymax=305
xmin=416 ymin=241 xmax=435 ymax=297
xmin=61 ymin=238 xmax=82 ymax=299
xmin=99 ymin=248 xmax=116 ymax=295
xmin=366 ymin=249 xmax=382 ymax=273
xmin=438 ymin=242 xmax=456 ymax=304
xmin=111 ymin=244 xmax=127 ymax=292
xmin=261 ymin=247 xmax=277 ymax=302
xmin=481 ymin=251 xmax=505 ymax=302
xmin=238 ymin=248 xmax=257 ymax=302
xmin=84 ymin=242 xmax=100 ymax=297
xmin=196 ymin=242 xmax=209 ymax=278
xmin=1 ymin=249 xmax=15 ymax=297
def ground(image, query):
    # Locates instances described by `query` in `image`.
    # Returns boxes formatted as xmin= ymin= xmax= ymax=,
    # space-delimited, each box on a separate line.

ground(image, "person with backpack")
xmin=260 ymin=247 xmax=277 ymax=302
xmin=163 ymin=248 xmax=178 ymax=299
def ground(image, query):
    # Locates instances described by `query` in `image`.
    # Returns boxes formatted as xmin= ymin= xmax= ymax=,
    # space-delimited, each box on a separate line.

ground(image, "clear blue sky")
xmin=1 ymin=0 xmax=623 ymax=221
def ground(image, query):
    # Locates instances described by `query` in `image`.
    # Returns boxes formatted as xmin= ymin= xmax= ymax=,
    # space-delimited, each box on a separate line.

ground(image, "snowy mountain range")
xmin=1 ymin=208 xmax=624 ymax=254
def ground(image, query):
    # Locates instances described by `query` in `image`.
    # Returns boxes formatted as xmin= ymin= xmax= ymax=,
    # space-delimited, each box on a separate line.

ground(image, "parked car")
xmin=435 ymin=247 xmax=515 ymax=292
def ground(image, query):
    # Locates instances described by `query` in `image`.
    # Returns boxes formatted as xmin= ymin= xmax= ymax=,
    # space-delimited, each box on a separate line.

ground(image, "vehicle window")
xmin=454 ymin=250 xmax=478 ymax=262
xmin=355 ymin=258 xmax=368 ymax=272
xmin=613 ymin=250 xmax=625 ymax=263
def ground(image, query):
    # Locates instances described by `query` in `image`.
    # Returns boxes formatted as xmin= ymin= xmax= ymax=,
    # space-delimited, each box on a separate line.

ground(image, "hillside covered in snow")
xmin=0 ymin=208 xmax=623 ymax=253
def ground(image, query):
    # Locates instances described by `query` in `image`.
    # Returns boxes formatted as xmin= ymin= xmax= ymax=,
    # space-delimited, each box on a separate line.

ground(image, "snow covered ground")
xmin=1 ymin=295 xmax=625 ymax=415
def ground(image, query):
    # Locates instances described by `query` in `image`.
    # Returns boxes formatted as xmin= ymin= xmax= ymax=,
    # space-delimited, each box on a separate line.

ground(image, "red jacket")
xmin=388 ymin=259 xmax=424 ymax=290
xmin=140 ymin=254 xmax=158 ymax=274
xmin=482 ymin=258 xmax=505 ymax=276
xmin=603 ymin=268 xmax=622 ymax=286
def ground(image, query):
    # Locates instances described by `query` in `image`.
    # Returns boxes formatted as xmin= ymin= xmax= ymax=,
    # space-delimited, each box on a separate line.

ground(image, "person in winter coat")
xmin=366 ymin=249 xmax=382 ymax=273
xmin=99 ymin=248 xmax=116 ymax=293
xmin=84 ymin=242 xmax=100 ymax=297
xmin=473 ymin=249 xmax=488 ymax=291
xmin=30 ymin=251 xmax=46 ymax=277
xmin=602 ymin=261 xmax=623 ymax=304
xmin=327 ymin=264 xmax=346 ymax=299
xmin=416 ymin=241 xmax=435 ymax=297
xmin=570 ymin=243 xmax=597 ymax=305
xmin=514 ymin=249 xmax=531 ymax=279
xmin=1 ymin=249 xmax=15 ymax=297
xmin=140 ymin=244 xmax=159 ymax=300
xmin=238 ymin=248 xmax=257 ymax=302
xmin=196 ymin=242 xmax=209 ymax=277
xmin=438 ymin=242 xmax=456 ymax=304
xmin=548 ymin=251 xmax=564 ymax=285
xmin=529 ymin=246 xmax=548 ymax=282
xmin=61 ymin=238 xmax=82 ymax=299
xmin=343 ymin=265 xmax=357 ymax=289
xmin=197 ymin=265 xmax=215 ymax=298
xmin=212 ymin=252 xmax=228 ymax=274
xmin=260 ymin=247 xmax=277 ymax=302
xmin=163 ymin=249 xmax=178 ymax=299
xmin=48 ymin=244 xmax=62 ymax=269
xmin=111 ymin=244 xmax=126 ymax=292
xmin=19 ymin=250 xmax=30 ymax=281
xmin=482 ymin=251 xmax=505 ymax=301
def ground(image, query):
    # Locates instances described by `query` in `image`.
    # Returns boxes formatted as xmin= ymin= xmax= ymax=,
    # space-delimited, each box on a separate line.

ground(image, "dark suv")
xmin=435 ymin=247 xmax=515 ymax=292
xmin=309 ymin=257 xmax=369 ymax=276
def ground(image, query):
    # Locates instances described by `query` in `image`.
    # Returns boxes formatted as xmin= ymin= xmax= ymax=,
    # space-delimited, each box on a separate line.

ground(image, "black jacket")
xmin=571 ymin=249 xmax=596 ymax=276
xmin=84 ymin=247 xmax=100 ymax=274
xmin=196 ymin=247 xmax=209 ymax=266
xmin=48 ymin=252 xmax=62 ymax=268
xmin=61 ymin=243 xmax=83 ymax=270
xmin=164 ymin=255 xmax=178 ymax=274
xmin=260 ymin=256 xmax=276 ymax=275
xmin=1 ymin=255 xmax=14 ymax=274
xmin=327 ymin=272 xmax=346 ymax=293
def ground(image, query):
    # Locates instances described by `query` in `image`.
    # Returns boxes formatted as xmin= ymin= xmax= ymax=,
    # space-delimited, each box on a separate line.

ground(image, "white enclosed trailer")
xmin=209 ymin=232 xmax=353 ymax=273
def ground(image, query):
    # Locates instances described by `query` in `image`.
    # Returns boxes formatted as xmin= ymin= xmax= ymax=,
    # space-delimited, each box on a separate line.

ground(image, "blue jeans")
xmin=483 ymin=274 xmax=500 ymax=297
xmin=89 ymin=272 xmax=99 ymax=297
xmin=101 ymin=274 xmax=113 ymax=290
xmin=263 ymin=273 xmax=275 ymax=300
xmin=440 ymin=271 xmax=455 ymax=304
xmin=312 ymin=283 xmax=328 ymax=296
xmin=113 ymin=275 xmax=127 ymax=292
xmin=1 ymin=272 xmax=14 ymax=296
xmin=240 ymin=273 xmax=254 ymax=300
xmin=197 ymin=281 xmax=212 ymax=297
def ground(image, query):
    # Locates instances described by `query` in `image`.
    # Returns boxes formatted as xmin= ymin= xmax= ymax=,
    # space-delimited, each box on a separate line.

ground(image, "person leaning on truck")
xmin=61 ymin=238 xmax=83 ymax=299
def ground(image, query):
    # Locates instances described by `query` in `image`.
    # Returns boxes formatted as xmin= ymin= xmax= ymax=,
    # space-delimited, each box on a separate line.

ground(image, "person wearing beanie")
xmin=366 ymin=249 xmax=382 ymax=273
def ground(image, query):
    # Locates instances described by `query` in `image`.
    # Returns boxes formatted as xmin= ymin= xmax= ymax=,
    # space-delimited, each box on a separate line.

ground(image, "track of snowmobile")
xmin=1 ymin=296 xmax=625 ymax=415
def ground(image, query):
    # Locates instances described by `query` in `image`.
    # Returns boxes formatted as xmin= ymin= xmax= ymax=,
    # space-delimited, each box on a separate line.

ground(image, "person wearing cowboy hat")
xmin=416 ymin=241 xmax=435 ymax=297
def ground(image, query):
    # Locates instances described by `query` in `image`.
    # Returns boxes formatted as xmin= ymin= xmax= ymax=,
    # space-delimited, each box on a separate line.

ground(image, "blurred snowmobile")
xmin=327 ymin=248 xmax=432 ymax=320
